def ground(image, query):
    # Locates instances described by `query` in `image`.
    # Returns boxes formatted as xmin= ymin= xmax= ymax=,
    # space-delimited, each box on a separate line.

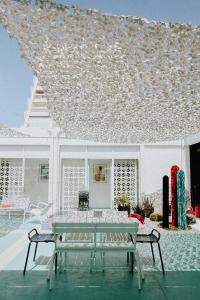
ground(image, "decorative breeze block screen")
xmin=0 ymin=159 xmax=23 ymax=201
xmin=62 ymin=161 xmax=85 ymax=211
xmin=114 ymin=160 xmax=138 ymax=207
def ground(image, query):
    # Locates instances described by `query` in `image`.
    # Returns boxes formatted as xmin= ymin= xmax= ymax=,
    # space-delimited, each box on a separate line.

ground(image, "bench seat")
xmin=48 ymin=222 xmax=144 ymax=291
xmin=56 ymin=241 xmax=96 ymax=250
xmin=96 ymin=241 xmax=134 ymax=250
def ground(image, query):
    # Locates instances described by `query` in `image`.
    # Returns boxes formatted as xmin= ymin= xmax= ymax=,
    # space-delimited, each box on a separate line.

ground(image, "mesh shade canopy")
xmin=0 ymin=0 xmax=199 ymax=143
xmin=0 ymin=123 xmax=28 ymax=137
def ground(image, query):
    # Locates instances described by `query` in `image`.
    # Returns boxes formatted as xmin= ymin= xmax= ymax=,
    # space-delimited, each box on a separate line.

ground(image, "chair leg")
xmin=90 ymin=251 xmax=95 ymax=272
xmin=55 ymin=252 xmax=57 ymax=274
xmin=48 ymin=251 xmax=56 ymax=291
xmin=157 ymin=242 xmax=165 ymax=275
xmin=102 ymin=252 xmax=105 ymax=272
xmin=33 ymin=242 xmax=38 ymax=261
xmin=150 ymin=242 xmax=155 ymax=264
xmin=135 ymin=250 xmax=142 ymax=291
xmin=23 ymin=242 xmax=32 ymax=275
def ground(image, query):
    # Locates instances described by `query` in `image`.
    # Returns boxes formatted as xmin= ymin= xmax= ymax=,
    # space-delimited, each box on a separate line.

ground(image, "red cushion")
xmin=0 ymin=203 xmax=14 ymax=208
xmin=128 ymin=213 xmax=145 ymax=224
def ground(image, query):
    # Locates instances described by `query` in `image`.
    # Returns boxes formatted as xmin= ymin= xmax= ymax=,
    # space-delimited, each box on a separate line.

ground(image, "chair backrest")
xmin=2 ymin=196 xmax=30 ymax=209
xmin=17 ymin=197 xmax=30 ymax=209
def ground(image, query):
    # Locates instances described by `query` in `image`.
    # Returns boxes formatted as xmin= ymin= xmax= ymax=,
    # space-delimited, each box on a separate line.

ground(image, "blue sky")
xmin=0 ymin=0 xmax=199 ymax=128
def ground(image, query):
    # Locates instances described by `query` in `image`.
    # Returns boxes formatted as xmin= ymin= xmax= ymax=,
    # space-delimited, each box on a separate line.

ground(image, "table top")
xmin=52 ymin=210 xmax=138 ymax=225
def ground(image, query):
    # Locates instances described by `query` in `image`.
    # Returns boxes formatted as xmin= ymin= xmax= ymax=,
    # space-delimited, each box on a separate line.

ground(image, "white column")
xmin=85 ymin=158 xmax=88 ymax=190
xmin=22 ymin=147 xmax=25 ymax=195
xmin=48 ymin=136 xmax=60 ymax=215
xmin=110 ymin=158 xmax=114 ymax=209
xmin=48 ymin=138 xmax=54 ymax=205
xmin=139 ymin=145 xmax=145 ymax=205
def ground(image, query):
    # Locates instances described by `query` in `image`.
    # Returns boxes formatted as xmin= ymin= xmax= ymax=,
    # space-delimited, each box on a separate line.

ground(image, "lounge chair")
xmin=0 ymin=196 xmax=30 ymax=223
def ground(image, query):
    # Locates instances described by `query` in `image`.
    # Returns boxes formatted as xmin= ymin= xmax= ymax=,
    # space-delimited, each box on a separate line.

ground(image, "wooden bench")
xmin=48 ymin=222 xmax=144 ymax=290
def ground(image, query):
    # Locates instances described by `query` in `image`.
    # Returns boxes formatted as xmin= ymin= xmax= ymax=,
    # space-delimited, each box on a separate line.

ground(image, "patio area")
xmin=1 ymin=215 xmax=200 ymax=270
xmin=0 ymin=214 xmax=199 ymax=300
xmin=0 ymin=212 xmax=200 ymax=300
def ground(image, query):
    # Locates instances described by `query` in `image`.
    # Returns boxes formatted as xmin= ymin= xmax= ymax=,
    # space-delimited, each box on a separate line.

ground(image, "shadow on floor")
xmin=0 ymin=270 xmax=200 ymax=300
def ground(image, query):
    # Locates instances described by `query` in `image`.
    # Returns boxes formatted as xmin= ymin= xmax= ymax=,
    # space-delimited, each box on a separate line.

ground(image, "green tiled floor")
xmin=0 ymin=270 xmax=200 ymax=300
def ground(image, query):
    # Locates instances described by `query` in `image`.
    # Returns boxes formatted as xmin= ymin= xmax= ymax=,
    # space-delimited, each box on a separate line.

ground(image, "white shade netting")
xmin=0 ymin=0 xmax=199 ymax=143
xmin=0 ymin=123 xmax=28 ymax=137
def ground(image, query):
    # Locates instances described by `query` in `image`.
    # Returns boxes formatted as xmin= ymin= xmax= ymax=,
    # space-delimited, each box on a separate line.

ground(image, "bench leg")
xmin=102 ymin=252 xmax=105 ymax=272
xmin=64 ymin=252 xmax=68 ymax=270
xmin=55 ymin=252 xmax=57 ymax=274
xmin=130 ymin=252 xmax=134 ymax=273
xmin=48 ymin=251 xmax=56 ymax=291
xmin=127 ymin=252 xmax=129 ymax=265
xmin=138 ymin=253 xmax=144 ymax=280
xmin=135 ymin=250 xmax=142 ymax=291
xmin=59 ymin=252 xmax=63 ymax=273
xmin=90 ymin=252 xmax=95 ymax=272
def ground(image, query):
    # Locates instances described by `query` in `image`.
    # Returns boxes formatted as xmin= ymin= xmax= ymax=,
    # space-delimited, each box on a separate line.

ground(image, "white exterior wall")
xmin=141 ymin=144 xmax=186 ymax=195
xmin=0 ymin=137 xmax=187 ymax=210
xmin=24 ymin=158 xmax=49 ymax=204
xmin=0 ymin=138 xmax=51 ymax=207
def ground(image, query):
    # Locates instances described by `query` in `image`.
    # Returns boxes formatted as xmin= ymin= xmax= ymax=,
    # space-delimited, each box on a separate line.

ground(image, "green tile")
xmin=1 ymin=271 xmax=200 ymax=300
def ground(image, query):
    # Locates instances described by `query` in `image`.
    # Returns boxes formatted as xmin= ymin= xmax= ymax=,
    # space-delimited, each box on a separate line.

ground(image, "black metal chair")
xmin=136 ymin=229 xmax=165 ymax=274
xmin=23 ymin=228 xmax=56 ymax=275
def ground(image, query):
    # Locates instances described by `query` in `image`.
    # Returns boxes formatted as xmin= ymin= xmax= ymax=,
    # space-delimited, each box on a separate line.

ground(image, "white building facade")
xmin=0 ymin=137 xmax=187 ymax=213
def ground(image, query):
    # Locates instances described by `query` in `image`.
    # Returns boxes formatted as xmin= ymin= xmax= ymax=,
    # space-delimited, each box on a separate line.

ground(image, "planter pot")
xmin=144 ymin=208 xmax=154 ymax=218
xmin=118 ymin=205 xmax=130 ymax=214
xmin=133 ymin=206 xmax=145 ymax=219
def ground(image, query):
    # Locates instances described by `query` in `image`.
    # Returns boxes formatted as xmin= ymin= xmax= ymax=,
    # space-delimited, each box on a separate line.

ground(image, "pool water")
xmin=0 ymin=216 xmax=24 ymax=237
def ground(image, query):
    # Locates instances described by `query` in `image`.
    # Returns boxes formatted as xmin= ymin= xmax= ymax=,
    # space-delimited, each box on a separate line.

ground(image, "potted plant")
xmin=115 ymin=194 xmax=130 ymax=214
xmin=142 ymin=197 xmax=154 ymax=218
xmin=133 ymin=204 xmax=145 ymax=219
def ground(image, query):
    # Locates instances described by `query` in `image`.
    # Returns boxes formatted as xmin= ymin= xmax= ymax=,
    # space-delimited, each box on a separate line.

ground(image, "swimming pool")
xmin=0 ymin=216 xmax=24 ymax=237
